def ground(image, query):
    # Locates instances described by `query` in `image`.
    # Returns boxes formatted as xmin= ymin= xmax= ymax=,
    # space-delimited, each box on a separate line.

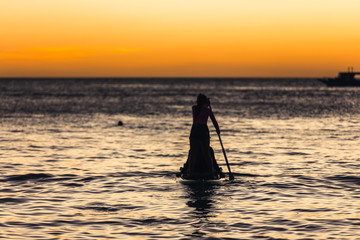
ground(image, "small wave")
xmin=9 ymin=130 xmax=24 ymax=133
xmin=290 ymin=175 xmax=318 ymax=182
xmin=47 ymin=174 xmax=79 ymax=182
xmin=3 ymin=173 xmax=53 ymax=182
xmin=261 ymin=183 xmax=300 ymax=189
xmin=78 ymin=206 xmax=119 ymax=212
xmin=241 ymin=151 xmax=254 ymax=155
xmin=294 ymin=224 xmax=325 ymax=231
xmin=76 ymin=202 xmax=141 ymax=213
xmin=292 ymin=208 xmax=333 ymax=212
xmin=327 ymin=175 xmax=360 ymax=186
xmin=155 ymin=153 xmax=185 ymax=158
xmin=233 ymin=161 xmax=270 ymax=166
xmin=284 ymin=151 xmax=310 ymax=156
xmin=254 ymin=225 xmax=288 ymax=232
xmin=230 ymin=222 xmax=253 ymax=229
xmin=133 ymin=149 xmax=146 ymax=152
xmin=133 ymin=217 xmax=180 ymax=226
xmin=62 ymin=183 xmax=84 ymax=187
xmin=0 ymin=197 xmax=27 ymax=204
xmin=78 ymin=176 xmax=101 ymax=182
xmin=110 ymin=171 xmax=148 ymax=178
xmin=28 ymin=145 xmax=43 ymax=149
xmin=237 ymin=173 xmax=262 ymax=178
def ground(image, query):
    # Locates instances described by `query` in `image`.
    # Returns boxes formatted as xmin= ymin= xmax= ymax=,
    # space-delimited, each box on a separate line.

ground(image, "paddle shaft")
xmin=217 ymin=133 xmax=235 ymax=180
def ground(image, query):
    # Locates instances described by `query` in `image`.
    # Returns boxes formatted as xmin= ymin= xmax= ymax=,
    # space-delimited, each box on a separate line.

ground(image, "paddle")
xmin=217 ymin=133 xmax=235 ymax=180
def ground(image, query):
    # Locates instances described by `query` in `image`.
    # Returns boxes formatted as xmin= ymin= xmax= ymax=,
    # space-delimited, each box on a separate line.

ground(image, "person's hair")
xmin=195 ymin=94 xmax=209 ymax=118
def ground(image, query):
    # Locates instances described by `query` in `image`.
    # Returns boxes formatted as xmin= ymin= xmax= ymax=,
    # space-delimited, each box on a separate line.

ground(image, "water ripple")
xmin=1 ymin=79 xmax=360 ymax=239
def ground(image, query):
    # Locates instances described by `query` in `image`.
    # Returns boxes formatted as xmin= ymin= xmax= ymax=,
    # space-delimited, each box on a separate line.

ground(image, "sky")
xmin=1 ymin=0 xmax=360 ymax=77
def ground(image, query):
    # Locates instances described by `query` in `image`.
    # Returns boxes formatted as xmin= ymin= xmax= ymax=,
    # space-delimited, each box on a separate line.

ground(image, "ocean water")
xmin=0 ymin=78 xmax=360 ymax=239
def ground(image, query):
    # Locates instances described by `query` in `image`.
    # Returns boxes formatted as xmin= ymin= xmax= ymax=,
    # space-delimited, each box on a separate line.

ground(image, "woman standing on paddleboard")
xmin=187 ymin=94 xmax=221 ymax=179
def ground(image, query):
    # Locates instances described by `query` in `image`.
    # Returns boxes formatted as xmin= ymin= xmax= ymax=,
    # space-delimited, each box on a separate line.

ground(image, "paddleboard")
xmin=178 ymin=177 xmax=226 ymax=185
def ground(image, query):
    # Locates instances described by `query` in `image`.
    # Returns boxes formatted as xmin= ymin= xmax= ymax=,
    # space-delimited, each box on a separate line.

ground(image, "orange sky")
xmin=1 ymin=0 xmax=360 ymax=77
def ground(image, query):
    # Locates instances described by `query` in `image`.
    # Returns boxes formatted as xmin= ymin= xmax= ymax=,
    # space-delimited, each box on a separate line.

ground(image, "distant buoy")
xmin=118 ymin=121 xmax=123 ymax=126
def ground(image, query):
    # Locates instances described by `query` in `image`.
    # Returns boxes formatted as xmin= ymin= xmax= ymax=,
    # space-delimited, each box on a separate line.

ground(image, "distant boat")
xmin=319 ymin=69 xmax=360 ymax=87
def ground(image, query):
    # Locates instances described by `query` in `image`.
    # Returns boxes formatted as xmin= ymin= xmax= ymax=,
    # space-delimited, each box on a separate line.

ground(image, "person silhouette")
xmin=185 ymin=94 xmax=222 ymax=179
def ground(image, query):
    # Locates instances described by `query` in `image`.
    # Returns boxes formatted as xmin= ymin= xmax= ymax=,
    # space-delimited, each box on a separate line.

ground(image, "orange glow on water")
xmin=1 ymin=0 xmax=360 ymax=77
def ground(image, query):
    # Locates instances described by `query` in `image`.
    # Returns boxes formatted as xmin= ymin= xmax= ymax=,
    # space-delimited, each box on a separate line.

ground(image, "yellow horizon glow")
xmin=1 ymin=0 xmax=360 ymax=77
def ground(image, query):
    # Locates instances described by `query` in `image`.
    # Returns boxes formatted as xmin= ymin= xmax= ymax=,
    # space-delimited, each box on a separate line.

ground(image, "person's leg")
xmin=188 ymin=138 xmax=200 ymax=176
xmin=198 ymin=138 xmax=215 ymax=176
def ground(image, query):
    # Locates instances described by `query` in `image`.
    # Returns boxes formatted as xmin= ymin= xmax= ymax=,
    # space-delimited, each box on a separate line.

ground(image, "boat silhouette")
xmin=319 ymin=67 xmax=360 ymax=87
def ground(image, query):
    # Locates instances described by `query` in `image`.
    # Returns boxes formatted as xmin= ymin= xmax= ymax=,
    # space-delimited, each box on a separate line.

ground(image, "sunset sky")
xmin=1 ymin=0 xmax=359 ymax=77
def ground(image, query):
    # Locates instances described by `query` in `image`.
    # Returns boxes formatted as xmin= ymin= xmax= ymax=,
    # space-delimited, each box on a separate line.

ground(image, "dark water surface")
xmin=1 ymin=78 xmax=360 ymax=239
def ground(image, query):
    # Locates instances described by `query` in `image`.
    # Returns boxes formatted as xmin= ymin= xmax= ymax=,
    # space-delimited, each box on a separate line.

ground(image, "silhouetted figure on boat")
xmin=178 ymin=94 xmax=224 ymax=180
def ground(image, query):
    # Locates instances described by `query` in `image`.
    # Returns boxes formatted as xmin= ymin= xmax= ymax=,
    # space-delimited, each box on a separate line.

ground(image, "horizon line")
xmin=0 ymin=76 xmax=321 ymax=79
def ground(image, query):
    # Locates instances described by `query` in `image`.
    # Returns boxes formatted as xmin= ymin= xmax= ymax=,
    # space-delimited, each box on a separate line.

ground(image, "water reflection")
xmin=183 ymin=182 xmax=220 ymax=238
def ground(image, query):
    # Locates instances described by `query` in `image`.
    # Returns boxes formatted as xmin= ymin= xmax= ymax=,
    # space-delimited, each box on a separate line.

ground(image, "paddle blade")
xmin=229 ymin=173 xmax=235 ymax=180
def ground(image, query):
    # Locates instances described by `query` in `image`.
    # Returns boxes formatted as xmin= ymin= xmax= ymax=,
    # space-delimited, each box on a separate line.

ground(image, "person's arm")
xmin=208 ymin=108 xmax=220 ymax=134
